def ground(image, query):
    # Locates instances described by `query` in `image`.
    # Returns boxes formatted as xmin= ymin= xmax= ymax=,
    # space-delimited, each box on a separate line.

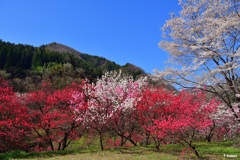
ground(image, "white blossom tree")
xmin=155 ymin=0 xmax=240 ymax=122
xmin=84 ymin=70 xmax=147 ymax=150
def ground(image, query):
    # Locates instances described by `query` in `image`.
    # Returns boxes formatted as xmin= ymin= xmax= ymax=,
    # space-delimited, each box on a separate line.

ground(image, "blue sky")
xmin=0 ymin=0 xmax=180 ymax=73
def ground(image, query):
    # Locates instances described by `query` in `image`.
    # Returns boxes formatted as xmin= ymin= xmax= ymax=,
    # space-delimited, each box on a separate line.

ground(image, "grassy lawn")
xmin=1 ymin=141 xmax=239 ymax=160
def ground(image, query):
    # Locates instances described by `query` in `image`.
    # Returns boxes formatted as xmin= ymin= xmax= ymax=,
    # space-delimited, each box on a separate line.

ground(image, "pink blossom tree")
xmin=210 ymin=103 xmax=240 ymax=141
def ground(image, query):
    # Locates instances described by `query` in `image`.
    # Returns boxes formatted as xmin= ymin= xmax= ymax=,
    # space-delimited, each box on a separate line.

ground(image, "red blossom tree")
xmin=173 ymin=90 xmax=219 ymax=158
xmin=136 ymin=87 xmax=178 ymax=150
xmin=0 ymin=78 xmax=31 ymax=152
xmin=137 ymin=87 xmax=219 ymax=158
xmin=26 ymin=81 xmax=88 ymax=151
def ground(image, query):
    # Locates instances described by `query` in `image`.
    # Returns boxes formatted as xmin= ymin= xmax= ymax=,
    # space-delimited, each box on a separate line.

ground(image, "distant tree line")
xmin=0 ymin=40 xmax=145 ymax=92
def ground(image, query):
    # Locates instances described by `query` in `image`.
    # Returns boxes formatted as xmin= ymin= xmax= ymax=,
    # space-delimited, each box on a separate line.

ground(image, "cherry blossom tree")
xmin=155 ymin=0 xmax=240 ymax=122
xmin=0 ymin=78 xmax=31 ymax=152
xmin=26 ymin=81 xmax=88 ymax=151
xmin=85 ymin=70 xmax=147 ymax=150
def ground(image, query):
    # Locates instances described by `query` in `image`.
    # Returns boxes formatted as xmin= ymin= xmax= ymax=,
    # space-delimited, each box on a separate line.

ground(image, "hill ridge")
xmin=0 ymin=39 xmax=147 ymax=92
xmin=45 ymin=42 xmax=84 ymax=61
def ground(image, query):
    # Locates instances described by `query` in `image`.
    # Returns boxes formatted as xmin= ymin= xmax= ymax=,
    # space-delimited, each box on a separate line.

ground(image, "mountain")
xmin=0 ymin=40 xmax=146 ymax=92
xmin=45 ymin=42 xmax=146 ymax=76
xmin=44 ymin=42 xmax=146 ymax=77
xmin=45 ymin=42 xmax=84 ymax=61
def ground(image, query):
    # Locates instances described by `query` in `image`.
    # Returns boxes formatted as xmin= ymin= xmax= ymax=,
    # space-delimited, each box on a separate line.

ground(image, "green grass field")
xmin=1 ymin=141 xmax=239 ymax=160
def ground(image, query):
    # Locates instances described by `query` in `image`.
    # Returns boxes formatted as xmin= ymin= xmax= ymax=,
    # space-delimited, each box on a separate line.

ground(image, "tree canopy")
xmin=155 ymin=0 xmax=240 ymax=121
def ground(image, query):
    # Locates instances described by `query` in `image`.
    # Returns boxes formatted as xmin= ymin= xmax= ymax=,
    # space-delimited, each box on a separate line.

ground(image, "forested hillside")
xmin=0 ymin=40 xmax=146 ymax=92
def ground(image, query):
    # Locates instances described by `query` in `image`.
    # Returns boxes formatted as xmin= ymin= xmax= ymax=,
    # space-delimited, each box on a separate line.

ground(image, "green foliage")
xmin=122 ymin=63 xmax=146 ymax=79
xmin=0 ymin=40 xmax=146 ymax=92
xmin=0 ymin=40 xmax=35 ymax=71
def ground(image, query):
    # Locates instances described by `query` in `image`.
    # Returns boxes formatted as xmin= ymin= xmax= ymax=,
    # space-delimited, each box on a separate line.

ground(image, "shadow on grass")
xmin=0 ymin=145 xmax=181 ymax=159
xmin=109 ymin=144 xmax=182 ymax=156
xmin=0 ymin=149 xmax=95 ymax=160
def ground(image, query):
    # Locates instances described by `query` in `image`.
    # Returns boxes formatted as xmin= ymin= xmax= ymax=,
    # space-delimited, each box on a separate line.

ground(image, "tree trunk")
xmin=146 ymin=133 xmax=151 ymax=145
xmin=99 ymin=132 xmax=104 ymax=151
xmin=120 ymin=137 xmax=127 ymax=146
xmin=156 ymin=143 xmax=160 ymax=152
xmin=49 ymin=139 xmax=54 ymax=151
xmin=58 ymin=142 xmax=61 ymax=151
xmin=191 ymin=147 xmax=201 ymax=159
xmin=187 ymin=142 xmax=201 ymax=159
xmin=128 ymin=138 xmax=137 ymax=146
xmin=120 ymin=136 xmax=124 ymax=146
